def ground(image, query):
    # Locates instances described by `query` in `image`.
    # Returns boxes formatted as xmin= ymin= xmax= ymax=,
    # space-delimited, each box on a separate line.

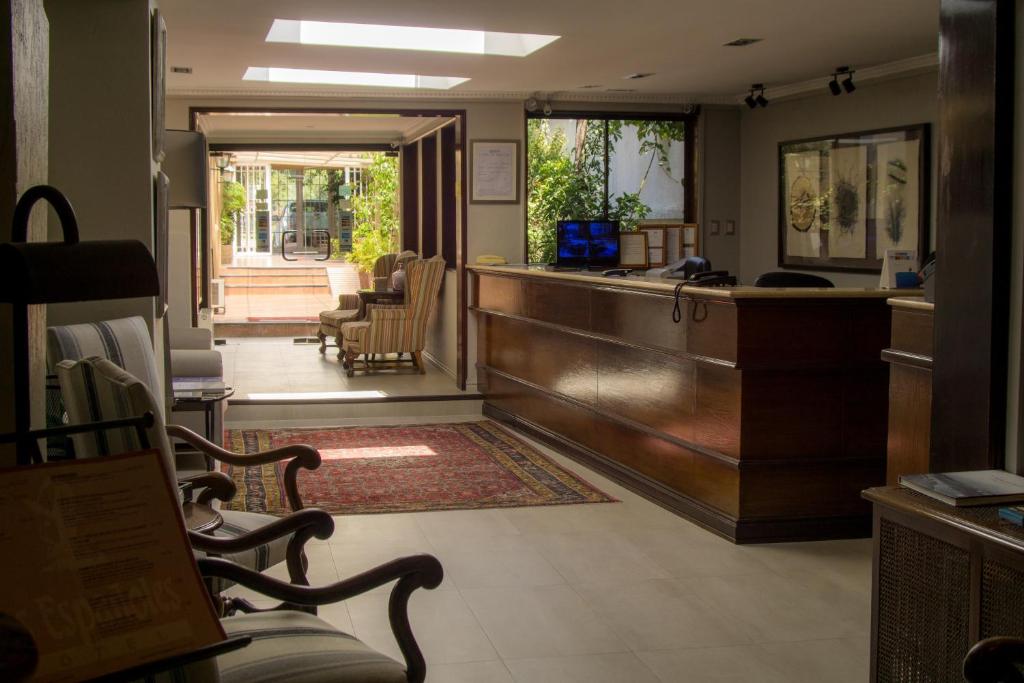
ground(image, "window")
xmin=526 ymin=113 xmax=695 ymax=264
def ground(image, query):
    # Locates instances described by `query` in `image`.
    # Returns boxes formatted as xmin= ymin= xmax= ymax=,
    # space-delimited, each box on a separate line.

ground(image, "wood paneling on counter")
xmin=883 ymin=299 xmax=934 ymax=484
xmin=472 ymin=269 xmax=894 ymax=542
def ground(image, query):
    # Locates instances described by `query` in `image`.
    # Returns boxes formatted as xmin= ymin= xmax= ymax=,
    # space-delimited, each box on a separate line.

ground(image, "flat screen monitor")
xmin=556 ymin=220 xmax=620 ymax=269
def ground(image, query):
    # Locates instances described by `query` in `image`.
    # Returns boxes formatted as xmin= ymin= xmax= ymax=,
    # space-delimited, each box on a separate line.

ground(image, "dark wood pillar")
xmin=420 ymin=134 xmax=438 ymax=257
xmin=931 ymin=0 xmax=1015 ymax=471
xmin=400 ymin=143 xmax=419 ymax=252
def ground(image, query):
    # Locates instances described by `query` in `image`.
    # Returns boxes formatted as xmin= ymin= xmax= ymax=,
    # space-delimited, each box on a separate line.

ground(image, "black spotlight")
xmin=746 ymin=83 xmax=766 ymax=109
xmin=842 ymin=73 xmax=856 ymax=93
xmin=828 ymin=76 xmax=842 ymax=96
xmin=745 ymin=93 xmax=757 ymax=109
xmin=756 ymin=91 xmax=768 ymax=107
xmin=829 ymin=66 xmax=855 ymax=96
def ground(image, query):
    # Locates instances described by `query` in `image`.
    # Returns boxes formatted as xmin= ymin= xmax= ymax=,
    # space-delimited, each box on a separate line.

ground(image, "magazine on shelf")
xmin=899 ymin=470 xmax=1024 ymax=507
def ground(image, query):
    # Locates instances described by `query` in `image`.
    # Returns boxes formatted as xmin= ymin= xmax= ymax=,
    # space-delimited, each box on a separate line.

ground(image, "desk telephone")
xmin=661 ymin=257 xmax=737 ymax=287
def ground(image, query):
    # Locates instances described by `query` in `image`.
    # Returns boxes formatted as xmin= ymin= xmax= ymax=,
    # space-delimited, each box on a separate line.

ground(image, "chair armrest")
xmin=167 ymin=424 xmax=321 ymax=511
xmin=172 ymin=327 xmax=214 ymax=350
xmin=190 ymin=508 xmax=335 ymax=589
xmin=964 ymin=637 xmax=1024 ymax=683
xmin=179 ymin=470 xmax=237 ymax=505
xmin=198 ymin=553 xmax=443 ymax=683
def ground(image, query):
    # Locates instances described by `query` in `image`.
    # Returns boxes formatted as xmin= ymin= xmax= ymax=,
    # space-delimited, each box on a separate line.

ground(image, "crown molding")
xmin=735 ymin=52 xmax=939 ymax=104
xmin=167 ymin=85 xmax=734 ymax=106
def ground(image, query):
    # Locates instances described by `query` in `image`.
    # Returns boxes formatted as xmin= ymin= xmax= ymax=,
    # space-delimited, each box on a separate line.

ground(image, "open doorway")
xmin=188 ymin=109 xmax=470 ymax=405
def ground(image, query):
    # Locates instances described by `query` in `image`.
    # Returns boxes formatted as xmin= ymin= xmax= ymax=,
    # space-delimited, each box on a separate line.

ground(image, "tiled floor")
xmin=220 ymin=337 xmax=468 ymax=400
xmin=223 ymin=411 xmax=873 ymax=682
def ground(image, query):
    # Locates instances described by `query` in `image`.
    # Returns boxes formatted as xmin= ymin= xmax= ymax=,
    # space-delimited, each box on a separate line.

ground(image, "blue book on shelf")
xmin=998 ymin=506 xmax=1024 ymax=526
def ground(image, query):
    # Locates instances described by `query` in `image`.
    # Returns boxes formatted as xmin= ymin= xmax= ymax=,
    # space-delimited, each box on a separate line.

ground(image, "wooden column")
xmin=931 ymin=0 xmax=1015 ymax=472
xmin=420 ymin=134 xmax=438 ymax=257
xmin=400 ymin=143 xmax=419 ymax=252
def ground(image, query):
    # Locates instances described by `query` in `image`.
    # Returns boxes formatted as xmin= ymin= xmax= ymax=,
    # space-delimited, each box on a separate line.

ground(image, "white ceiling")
xmin=161 ymin=0 xmax=939 ymax=101
xmin=197 ymin=112 xmax=456 ymax=143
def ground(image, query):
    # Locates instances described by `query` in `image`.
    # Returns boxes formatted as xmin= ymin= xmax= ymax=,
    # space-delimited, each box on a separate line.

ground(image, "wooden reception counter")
xmin=471 ymin=265 xmax=920 ymax=543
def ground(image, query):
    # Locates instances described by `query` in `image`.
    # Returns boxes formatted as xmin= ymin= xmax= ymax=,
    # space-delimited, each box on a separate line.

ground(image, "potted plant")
xmin=220 ymin=180 xmax=244 ymax=264
xmin=347 ymin=156 xmax=399 ymax=287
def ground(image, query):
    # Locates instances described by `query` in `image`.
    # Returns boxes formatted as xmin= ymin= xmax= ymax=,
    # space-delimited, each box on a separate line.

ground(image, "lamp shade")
xmin=0 ymin=185 xmax=160 ymax=304
xmin=163 ymin=129 xmax=209 ymax=209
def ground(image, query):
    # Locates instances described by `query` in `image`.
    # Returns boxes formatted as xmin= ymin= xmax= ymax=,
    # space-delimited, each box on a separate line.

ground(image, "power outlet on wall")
xmin=710 ymin=220 xmax=721 ymax=236
xmin=725 ymin=220 xmax=736 ymax=236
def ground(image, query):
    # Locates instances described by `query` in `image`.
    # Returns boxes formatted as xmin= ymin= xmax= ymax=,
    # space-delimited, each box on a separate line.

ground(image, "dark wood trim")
xmin=440 ymin=125 xmax=456 ymax=268
xmin=208 ymin=142 xmax=393 ymax=152
xmin=188 ymin=209 xmax=198 ymax=327
xmin=420 ymin=133 xmax=438 ymax=257
xmin=683 ymin=117 xmax=697 ymax=223
xmin=931 ymin=0 xmax=1016 ymax=472
xmin=230 ymin=392 xmax=481 ymax=407
xmin=486 ymin=402 xmax=871 ymax=543
xmin=400 ymin=142 xmax=420 ymax=253
xmin=457 ymin=116 xmax=468 ymax=390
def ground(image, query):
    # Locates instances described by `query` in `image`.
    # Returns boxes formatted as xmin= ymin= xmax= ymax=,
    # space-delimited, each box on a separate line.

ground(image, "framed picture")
xmin=639 ymin=225 xmax=668 ymax=267
xmin=470 ymin=140 xmax=519 ymax=203
xmin=638 ymin=221 xmax=700 ymax=264
xmin=778 ymin=124 xmax=929 ymax=272
xmin=618 ymin=232 xmax=649 ymax=268
xmin=151 ymin=8 xmax=166 ymax=163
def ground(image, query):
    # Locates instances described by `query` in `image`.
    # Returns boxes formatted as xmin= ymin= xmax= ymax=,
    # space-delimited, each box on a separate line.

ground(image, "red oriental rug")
xmin=221 ymin=421 xmax=616 ymax=515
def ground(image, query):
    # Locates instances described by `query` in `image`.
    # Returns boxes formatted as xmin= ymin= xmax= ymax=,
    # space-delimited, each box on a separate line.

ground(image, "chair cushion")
xmin=198 ymin=509 xmax=290 ymax=592
xmin=318 ymin=308 xmax=360 ymax=327
xmin=218 ymin=611 xmax=407 ymax=683
xmin=340 ymin=321 xmax=371 ymax=344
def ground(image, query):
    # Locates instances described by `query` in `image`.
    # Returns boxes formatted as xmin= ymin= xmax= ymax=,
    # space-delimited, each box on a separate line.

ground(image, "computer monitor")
xmin=556 ymin=220 xmax=620 ymax=269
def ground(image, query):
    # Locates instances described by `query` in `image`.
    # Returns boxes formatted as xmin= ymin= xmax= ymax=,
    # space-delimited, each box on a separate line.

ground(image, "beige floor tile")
xmin=316 ymin=600 xmax=355 ymax=634
xmin=504 ymin=652 xmax=661 ymax=682
xmin=329 ymin=512 xmax=429 ymax=546
xmin=746 ymin=538 xmax=873 ymax=594
xmin=527 ymin=531 xmax=671 ymax=585
xmin=637 ymin=645 xmax=790 ymax=683
xmin=756 ymin=637 xmax=871 ymax=683
xmin=683 ymin=570 xmax=870 ymax=644
xmin=574 ymin=579 xmax=754 ymax=651
xmin=626 ymin=527 xmax=774 ymax=579
xmin=416 ymin=508 xmax=521 ymax=544
xmin=426 ymin=660 xmax=514 ymax=683
xmin=348 ymin=589 xmax=499 ymax=666
xmin=329 ymin=535 xmax=454 ymax=593
xmin=461 ymin=585 xmax=628 ymax=659
xmin=429 ymin=533 xmax=565 ymax=589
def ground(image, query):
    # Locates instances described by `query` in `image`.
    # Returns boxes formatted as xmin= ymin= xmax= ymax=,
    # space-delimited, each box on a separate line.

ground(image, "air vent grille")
xmin=724 ymin=38 xmax=762 ymax=47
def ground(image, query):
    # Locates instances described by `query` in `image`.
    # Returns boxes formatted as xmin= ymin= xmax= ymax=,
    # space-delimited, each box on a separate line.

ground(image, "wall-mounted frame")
xmin=638 ymin=221 xmax=700 ymax=265
xmin=470 ymin=140 xmax=519 ymax=203
xmin=778 ymin=124 xmax=930 ymax=273
xmin=618 ymin=232 xmax=649 ymax=268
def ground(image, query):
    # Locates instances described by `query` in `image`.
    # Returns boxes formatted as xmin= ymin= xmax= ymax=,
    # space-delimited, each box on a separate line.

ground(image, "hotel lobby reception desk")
xmin=472 ymin=266 xmax=912 ymax=543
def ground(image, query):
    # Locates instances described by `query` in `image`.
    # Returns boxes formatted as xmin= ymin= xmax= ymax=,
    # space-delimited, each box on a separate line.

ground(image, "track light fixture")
xmin=829 ymin=67 xmax=855 ymax=96
xmin=745 ymin=83 xmax=768 ymax=109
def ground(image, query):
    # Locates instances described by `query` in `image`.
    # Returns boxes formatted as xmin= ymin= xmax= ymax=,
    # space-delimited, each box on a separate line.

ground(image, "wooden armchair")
xmin=964 ymin=637 xmax=1024 ymax=683
xmin=56 ymin=356 xmax=322 ymax=589
xmin=339 ymin=256 xmax=446 ymax=376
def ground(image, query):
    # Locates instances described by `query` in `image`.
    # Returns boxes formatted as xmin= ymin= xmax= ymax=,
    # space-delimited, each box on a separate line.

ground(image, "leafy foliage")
xmin=347 ymin=155 xmax=400 ymax=273
xmin=219 ymin=180 xmax=246 ymax=246
xmin=526 ymin=118 xmax=686 ymax=264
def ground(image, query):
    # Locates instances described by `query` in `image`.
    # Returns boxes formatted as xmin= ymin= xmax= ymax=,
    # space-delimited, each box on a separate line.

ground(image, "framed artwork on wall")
xmin=778 ymin=124 xmax=930 ymax=272
xmin=470 ymin=140 xmax=519 ymax=203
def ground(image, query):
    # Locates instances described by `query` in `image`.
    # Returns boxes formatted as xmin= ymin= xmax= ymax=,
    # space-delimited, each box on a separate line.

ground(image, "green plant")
xmin=220 ymin=180 xmax=245 ymax=246
xmin=348 ymin=155 xmax=399 ymax=273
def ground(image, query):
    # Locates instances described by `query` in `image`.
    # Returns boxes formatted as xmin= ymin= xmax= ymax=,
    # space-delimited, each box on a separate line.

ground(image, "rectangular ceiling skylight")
xmin=243 ymin=67 xmax=469 ymax=89
xmin=266 ymin=19 xmax=559 ymax=57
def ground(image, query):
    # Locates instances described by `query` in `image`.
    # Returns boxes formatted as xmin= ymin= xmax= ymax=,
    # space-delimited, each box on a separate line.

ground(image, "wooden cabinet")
xmin=864 ymin=487 xmax=1024 ymax=682
xmin=881 ymin=299 xmax=934 ymax=484
xmin=473 ymin=266 xmax=904 ymax=543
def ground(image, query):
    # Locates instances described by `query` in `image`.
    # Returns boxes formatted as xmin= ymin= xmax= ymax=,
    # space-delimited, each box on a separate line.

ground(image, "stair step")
xmin=223 ymin=275 xmax=329 ymax=286
xmin=215 ymin=321 xmax=319 ymax=337
xmin=222 ymin=267 xmax=327 ymax=277
xmin=225 ymin=397 xmax=483 ymax=425
xmin=223 ymin=284 xmax=330 ymax=295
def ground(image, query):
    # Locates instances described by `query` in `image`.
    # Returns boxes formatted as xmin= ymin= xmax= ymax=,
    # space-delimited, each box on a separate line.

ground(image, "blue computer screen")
xmin=556 ymin=221 xmax=620 ymax=267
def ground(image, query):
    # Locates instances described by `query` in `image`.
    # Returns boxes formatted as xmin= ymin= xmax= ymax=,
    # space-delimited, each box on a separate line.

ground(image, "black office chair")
xmin=753 ymin=271 xmax=834 ymax=288
xmin=680 ymin=256 xmax=712 ymax=279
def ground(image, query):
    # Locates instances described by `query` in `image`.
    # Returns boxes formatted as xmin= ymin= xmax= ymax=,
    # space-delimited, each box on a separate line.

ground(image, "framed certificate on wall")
xmin=470 ymin=140 xmax=519 ymax=203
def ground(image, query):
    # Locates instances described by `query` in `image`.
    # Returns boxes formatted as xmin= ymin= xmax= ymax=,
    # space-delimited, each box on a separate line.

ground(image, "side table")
xmin=182 ymin=501 xmax=223 ymax=533
xmin=172 ymin=379 xmax=233 ymax=469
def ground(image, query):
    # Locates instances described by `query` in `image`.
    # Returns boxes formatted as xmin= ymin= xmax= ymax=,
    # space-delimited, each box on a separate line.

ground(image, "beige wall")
xmin=738 ymin=71 xmax=939 ymax=287
xmin=699 ymin=106 xmax=741 ymax=274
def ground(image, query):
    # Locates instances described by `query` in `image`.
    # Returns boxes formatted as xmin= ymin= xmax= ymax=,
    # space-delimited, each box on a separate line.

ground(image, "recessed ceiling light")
xmin=577 ymin=84 xmax=602 ymax=89
xmin=243 ymin=67 xmax=469 ymax=89
xmin=171 ymin=66 xmax=192 ymax=74
xmin=606 ymin=88 xmax=637 ymax=93
xmin=624 ymin=73 xmax=655 ymax=80
xmin=724 ymin=38 xmax=763 ymax=47
xmin=266 ymin=19 xmax=559 ymax=57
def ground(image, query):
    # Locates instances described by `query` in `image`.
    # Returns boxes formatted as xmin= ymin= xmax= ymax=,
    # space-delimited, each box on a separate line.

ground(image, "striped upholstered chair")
xmin=55 ymin=353 xmax=321 ymax=591
xmin=56 ymin=357 xmax=444 ymax=683
xmin=338 ymin=256 xmax=445 ymax=377
xmin=317 ymin=250 xmax=417 ymax=357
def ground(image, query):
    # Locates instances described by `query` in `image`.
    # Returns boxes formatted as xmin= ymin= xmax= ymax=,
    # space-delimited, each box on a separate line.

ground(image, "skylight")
xmin=243 ymin=67 xmax=469 ymax=90
xmin=266 ymin=19 xmax=559 ymax=57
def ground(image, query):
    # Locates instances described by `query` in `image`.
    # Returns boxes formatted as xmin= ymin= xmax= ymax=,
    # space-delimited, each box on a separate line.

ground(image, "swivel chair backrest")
xmin=682 ymin=256 xmax=712 ymax=279
xmin=753 ymin=271 xmax=834 ymax=288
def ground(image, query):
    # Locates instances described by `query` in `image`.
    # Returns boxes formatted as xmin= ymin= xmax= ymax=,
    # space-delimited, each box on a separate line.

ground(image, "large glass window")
xmin=526 ymin=114 xmax=694 ymax=264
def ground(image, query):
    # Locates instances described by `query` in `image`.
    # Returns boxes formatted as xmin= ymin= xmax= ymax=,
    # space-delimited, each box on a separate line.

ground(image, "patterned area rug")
xmin=221 ymin=421 xmax=616 ymax=515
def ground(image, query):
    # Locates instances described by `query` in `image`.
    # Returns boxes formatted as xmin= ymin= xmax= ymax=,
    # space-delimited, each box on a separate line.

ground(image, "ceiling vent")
xmin=606 ymin=88 xmax=637 ymax=93
xmin=623 ymin=72 xmax=655 ymax=80
xmin=723 ymin=38 xmax=762 ymax=47
xmin=171 ymin=66 xmax=193 ymax=74
xmin=577 ymin=84 xmax=602 ymax=89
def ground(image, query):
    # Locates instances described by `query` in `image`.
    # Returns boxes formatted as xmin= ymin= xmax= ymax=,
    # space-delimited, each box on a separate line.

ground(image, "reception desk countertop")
xmin=469 ymin=264 xmax=922 ymax=300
